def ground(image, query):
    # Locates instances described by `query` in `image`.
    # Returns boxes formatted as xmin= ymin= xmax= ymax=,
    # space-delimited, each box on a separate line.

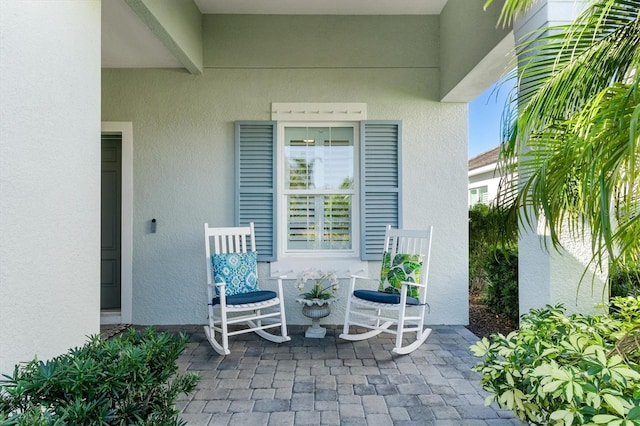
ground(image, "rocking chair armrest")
xmin=400 ymin=281 xmax=426 ymax=288
xmin=348 ymin=275 xmax=378 ymax=294
xmin=275 ymin=276 xmax=285 ymax=295
xmin=208 ymin=281 xmax=226 ymax=294
xmin=206 ymin=281 xmax=227 ymax=306
xmin=274 ymin=274 xmax=287 ymax=279
xmin=350 ymin=274 xmax=370 ymax=280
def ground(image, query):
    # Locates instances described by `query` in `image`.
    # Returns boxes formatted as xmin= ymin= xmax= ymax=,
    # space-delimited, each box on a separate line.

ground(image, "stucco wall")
xmin=102 ymin=68 xmax=468 ymax=326
xmin=519 ymin=223 xmax=608 ymax=318
xmin=0 ymin=1 xmax=101 ymax=375
xmin=101 ymin=16 xmax=469 ymax=326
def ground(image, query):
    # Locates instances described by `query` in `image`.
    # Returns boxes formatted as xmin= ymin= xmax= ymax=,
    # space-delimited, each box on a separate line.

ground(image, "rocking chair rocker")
xmin=204 ymin=222 xmax=290 ymax=355
xmin=340 ymin=225 xmax=433 ymax=355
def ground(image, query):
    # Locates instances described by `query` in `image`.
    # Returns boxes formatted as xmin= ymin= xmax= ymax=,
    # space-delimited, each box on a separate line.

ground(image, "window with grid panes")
xmin=235 ymin=120 xmax=400 ymax=262
xmin=282 ymin=125 xmax=356 ymax=254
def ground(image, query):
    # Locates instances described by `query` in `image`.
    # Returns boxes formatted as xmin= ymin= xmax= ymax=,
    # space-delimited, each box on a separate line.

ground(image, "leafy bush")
xmin=469 ymin=204 xmax=492 ymax=250
xmin=0 ymin=328 xmax=200 ymax=426
xmin=610 ymin=264 xmax=640 ymax=298
xmin=469 ymin=204 xmax=519 ymax=320
xmin=471 ymin=297 xmax=640 ymax=425
xmin=483 ymin=246 xmax=519 ymax=323
xmin=469 ymin=205 xmax=492 ymax=293
xmin=470 ymin=204 xmax=503 ymax=293
xmin=469 ymin=203 xmax=518 ymax=251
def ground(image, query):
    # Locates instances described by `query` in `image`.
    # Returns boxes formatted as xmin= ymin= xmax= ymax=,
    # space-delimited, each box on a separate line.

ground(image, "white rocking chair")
xmin=204 ymin=222 xmax=290 ymax=355
xmin=340 ymin=225 xmax=433 ymax=355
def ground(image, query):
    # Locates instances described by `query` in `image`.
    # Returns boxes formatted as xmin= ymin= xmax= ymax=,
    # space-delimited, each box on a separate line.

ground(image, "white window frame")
xmin=469 ymin=188 xmax=478 ymax=205
xmin=276 ymin=121 xmax=360 ymax=259
xmin=469 ymin=186 xmax=489 ymax=205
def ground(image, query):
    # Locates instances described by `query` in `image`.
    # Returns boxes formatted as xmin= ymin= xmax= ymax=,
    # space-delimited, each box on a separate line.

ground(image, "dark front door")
xmin=101 ymin=135 xmax=122 ymax=309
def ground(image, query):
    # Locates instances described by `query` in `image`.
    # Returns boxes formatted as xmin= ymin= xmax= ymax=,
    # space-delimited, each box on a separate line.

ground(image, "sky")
xmin=468 ymin=77 xmax=515 ymax=159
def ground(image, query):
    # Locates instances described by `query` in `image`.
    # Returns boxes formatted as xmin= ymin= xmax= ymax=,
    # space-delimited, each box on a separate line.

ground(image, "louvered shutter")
xmin=235 ymin=121 xmax=277 ymax=261
xmin=360 ymin=121 xmax=401 ymax=260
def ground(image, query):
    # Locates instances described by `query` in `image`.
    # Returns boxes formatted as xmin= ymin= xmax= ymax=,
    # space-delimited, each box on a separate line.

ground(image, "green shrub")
xmin=469 ymin=204 xmax=493 ymax=251
xmin=471 ymin=297 xmax=640 ymax=425
xmin=0 ymin=328 xmax=200 ymax=426
xmin=610 ymin=264 xmax=640 ymax=298
xmin=469 ymin=204 xmax=493 ymax=293
xmin=483 ymin=246 xmax=519 ymax=323
xmin=468 ymin=203 xmax=518 ymax=251
xmin=469 ymin=204 xmax=519 ymax=321
xmin=469 ymin=204 xmax=518 ymax=294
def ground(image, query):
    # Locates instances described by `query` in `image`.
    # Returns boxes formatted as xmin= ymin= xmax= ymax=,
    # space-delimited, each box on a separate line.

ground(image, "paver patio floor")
xmin=153 ymin=324 xmax=524 ymax=425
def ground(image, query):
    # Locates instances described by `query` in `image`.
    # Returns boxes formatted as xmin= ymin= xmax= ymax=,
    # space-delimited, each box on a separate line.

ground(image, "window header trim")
xmin=271 ymin=102 xmax=367 ymax=121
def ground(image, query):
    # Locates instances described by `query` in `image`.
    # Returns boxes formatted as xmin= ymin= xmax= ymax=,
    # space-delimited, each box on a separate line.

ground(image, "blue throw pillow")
xmin=212 ymin=251 xmax=259 ymax=296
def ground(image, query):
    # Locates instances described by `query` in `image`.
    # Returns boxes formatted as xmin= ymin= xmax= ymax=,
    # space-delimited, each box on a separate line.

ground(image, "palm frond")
xmin=495 ymin=0 xmax=640 ymax=267
xmin=484 ymin=0 xmax=541 ymax=28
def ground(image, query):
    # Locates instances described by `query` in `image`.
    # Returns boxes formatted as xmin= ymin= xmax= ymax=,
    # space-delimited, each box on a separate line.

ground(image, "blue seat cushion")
xmin=353 ymin=289 xmax=420 ymax=306
xmin=211 ymin=290 xmax=277 ymax=306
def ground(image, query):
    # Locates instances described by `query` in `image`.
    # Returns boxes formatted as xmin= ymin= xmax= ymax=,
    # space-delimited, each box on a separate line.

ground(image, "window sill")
xmin=269 ymin=257 xmax=370 ymax=280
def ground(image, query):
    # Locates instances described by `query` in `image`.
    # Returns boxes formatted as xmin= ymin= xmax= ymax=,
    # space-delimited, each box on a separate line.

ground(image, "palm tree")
xmin=488 ymin=0 xmax=640 ymax=273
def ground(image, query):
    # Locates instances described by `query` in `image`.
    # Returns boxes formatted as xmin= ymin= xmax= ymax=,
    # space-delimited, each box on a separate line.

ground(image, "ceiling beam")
xmin=439 ymin=0 xmax=513 ymax=102
xmin=126 ymin=0 xmax=203 ymax=74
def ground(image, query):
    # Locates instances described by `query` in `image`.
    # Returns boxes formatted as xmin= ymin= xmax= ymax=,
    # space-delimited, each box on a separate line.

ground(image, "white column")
xmin=515 ymin=0 xmax=607 ymax=318
xmin=0 ymin=1 xmax=102 ymax=375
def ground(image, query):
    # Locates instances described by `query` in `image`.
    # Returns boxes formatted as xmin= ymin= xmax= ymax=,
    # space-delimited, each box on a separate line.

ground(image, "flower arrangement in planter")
xmin=295 ymin=268 xmax=339 ymax=300
xmin=295 ymin=269 xmax=340 ymax=338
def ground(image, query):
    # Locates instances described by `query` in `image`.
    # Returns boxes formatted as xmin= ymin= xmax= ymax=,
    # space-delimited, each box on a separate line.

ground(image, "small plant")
xmin=296 ymin=269 xmax=339 ymax=300
xmin=0 ymin=328 xmax=200 ymax=425
xmin=471 ymin=297 xmax=640 ymax=425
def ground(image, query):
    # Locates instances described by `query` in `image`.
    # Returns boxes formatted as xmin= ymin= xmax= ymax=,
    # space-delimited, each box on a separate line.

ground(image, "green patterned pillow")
xmin=378 ymin=252 xmax=423 ymax=298
xmin=378 ymin=251 xmax=392 ymax=291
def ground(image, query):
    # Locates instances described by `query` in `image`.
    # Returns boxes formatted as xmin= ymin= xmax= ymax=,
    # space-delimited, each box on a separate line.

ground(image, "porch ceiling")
xmin=101 ymin=0 xmax=449 ymax=69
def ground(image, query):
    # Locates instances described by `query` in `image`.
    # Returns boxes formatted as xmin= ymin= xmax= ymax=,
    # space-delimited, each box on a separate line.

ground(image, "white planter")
xmin=296 ymin=297 xmax=338 ymax=338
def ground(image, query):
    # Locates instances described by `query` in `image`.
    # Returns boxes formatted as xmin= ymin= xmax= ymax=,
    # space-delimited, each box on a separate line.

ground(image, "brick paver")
xmin=156 ymin=325 xmax=524 ymax=425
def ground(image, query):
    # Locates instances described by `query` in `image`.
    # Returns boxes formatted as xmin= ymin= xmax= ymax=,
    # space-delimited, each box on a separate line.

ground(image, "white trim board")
xmin=101 ymin=122 xmax=133 ymax=325
xmin=272 ymin=103 xmax=367 ymax=121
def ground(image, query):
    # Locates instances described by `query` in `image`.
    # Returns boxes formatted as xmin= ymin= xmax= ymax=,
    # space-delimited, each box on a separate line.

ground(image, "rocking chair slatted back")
xmin=386 ymin=229 xmax=430 ymax=258
xmin=207 ymin=224 xmax=256 ymax=255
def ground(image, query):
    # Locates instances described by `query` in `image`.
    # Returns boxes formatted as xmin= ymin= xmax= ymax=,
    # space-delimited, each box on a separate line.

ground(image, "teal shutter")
xmin=360 ymin=121 xmax=402 ymax=260
xmin=235 ymin=121 xmax=277 ymax=261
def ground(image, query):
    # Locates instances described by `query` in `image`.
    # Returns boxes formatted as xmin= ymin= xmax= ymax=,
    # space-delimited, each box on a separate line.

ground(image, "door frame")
xmin=101 ymin=122 xmax=133 ymax=324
